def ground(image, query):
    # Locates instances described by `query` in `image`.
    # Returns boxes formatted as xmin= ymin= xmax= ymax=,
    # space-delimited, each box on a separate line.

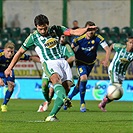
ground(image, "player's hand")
xmin=4 ymin=68 xmax=12 ymax=77
xmin=0 ymin=78 xmax=4 ymax=86
xmin=87 ymin=26 xmax=97 ymax=31
xmin=100 ymin=60 xmax=108 ymax=67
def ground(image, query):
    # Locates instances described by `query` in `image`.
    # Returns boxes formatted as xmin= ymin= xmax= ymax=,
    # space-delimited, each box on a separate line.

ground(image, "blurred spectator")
xmin=72 ymin=20 xmax=79 ymax=30
xmin=69 ymin=20 xmax=80 ymax=43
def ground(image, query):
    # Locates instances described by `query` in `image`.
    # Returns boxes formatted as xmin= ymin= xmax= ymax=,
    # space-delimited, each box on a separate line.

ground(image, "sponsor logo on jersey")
xmin=44 ymin=38 xmax=58 ymax=48
xmin=120 ymin=58 xmax=129 ymax=64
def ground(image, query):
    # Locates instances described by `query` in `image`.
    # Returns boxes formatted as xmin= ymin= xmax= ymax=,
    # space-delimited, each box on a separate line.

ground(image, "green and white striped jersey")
xmin=61 ymin=44 xmax=75 ymax=59
xmin=22 ymin=25 xmax=67 ymax=62
xmin=109 ymin=43 xmax=133 ymax=77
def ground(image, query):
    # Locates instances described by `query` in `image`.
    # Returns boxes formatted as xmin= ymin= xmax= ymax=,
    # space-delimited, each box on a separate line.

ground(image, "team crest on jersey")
xmin=44 ymin=38 xmax=58 ymax=48
xmin=91 ymin=40 xmax=95 ymax=44
xmin=120 ymin=58 xmax=129 ymax=64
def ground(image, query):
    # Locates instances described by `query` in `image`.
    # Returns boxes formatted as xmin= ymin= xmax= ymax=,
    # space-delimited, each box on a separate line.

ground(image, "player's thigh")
xmin=62 ymin=60 xmax=73 ymax=82
xmin=42 ymin=60 xmax=62 ymax=78
xmin=7 ymin=81 xmax=15 ymax=91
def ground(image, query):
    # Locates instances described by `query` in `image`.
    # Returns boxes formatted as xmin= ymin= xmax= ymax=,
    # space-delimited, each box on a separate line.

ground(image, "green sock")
xmin=49 ymin=84 xmax=66 ymax=116
xmin=54 ymin=84 xmax=66 ymax=100
xmin=49 ymin=97 xmax=63 ymax=116
xmin=42 ymin=78 xmax=50 ymax=102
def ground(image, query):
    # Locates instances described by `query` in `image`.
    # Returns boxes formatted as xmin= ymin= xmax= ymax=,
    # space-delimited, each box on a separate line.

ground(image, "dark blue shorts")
xmin=77 ymin=64 xmax=94 ymax=77
xmin=0 ymin=70 xmax=15 ymax=85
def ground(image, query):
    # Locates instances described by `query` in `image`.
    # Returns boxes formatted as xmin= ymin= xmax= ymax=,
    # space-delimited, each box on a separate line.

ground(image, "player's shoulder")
xmin=95 ymin=33 xmax=104 ymax=41
xmin=113 ymin=43 xmax=126 ymax=48
xmin=0 ymin=49 xmax=3 ymax=52
xmin=113 ymin=43 xmax=126 ymax=52
xmin=74 ymin=34 xmax=86 ymax=42
xmin=0 ymin=49 xmax=4 ymax=57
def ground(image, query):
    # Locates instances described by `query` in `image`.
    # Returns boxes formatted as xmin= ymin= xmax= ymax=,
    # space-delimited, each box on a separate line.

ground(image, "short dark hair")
xmin=34 ymin=14 xmax=49 ymax=26
xmin=128 ymin=36 xmax=133 ymax=40
xmin=85 ymin=21 xmax=95 ymax=27
xmin=73 ymin=20 xmax=78 ymax=23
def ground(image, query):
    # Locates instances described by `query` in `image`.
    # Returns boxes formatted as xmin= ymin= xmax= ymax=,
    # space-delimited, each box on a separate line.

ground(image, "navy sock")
xmin=3 ymin=90 xmax=13 ymax=105
xmin=79 ymin=81 xmax=87 ymax=104
xmin=69 ymin=86 xmax=79 ymax=100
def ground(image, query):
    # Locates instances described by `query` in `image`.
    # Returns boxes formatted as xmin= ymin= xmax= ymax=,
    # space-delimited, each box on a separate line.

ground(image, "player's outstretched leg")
xmin=45 ymin=84 xmax=72 ymax=122
xmin=1 ymin=89 xmax=13 ymax=112
xmin=98 ymin=96 xmax=113 ymax=112
xmin=98 ymin=97 xmax=108 ymax=112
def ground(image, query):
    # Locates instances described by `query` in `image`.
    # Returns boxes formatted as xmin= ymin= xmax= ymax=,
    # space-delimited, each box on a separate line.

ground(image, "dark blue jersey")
xmin=0 ymin=49 xmax=30 ymax=72
xmin=73 ymin=33 xmax=106 ymax=64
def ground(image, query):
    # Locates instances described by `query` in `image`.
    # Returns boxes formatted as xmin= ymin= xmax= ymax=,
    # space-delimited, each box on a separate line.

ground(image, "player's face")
xmin=126 ymin=39 xmax=133 ymax=51
xmin=36 ymin=24 xmax=49 ymax=36
xmin=86 ymin=28 xmax=96 ymax=38
xmin=4 ymin=48 xmax=14 ymax=59
xmin=73 ymin=22 xmax=78 ymax=28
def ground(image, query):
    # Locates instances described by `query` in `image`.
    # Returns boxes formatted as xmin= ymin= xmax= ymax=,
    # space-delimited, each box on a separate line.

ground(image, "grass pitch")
xmin=0 ymin=99 xmax=133 ymax=133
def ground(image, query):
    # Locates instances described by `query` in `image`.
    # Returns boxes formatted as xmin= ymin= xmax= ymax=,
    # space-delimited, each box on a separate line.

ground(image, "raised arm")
xmin=64 ymin=26 xmax=97 ymax=36
xmin=101 ymin=45 xmax=111 ymax=67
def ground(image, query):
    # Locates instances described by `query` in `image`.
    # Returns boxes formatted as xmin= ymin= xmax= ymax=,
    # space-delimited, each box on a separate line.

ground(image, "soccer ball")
xmin=107 ymin=84 xmax=123 ymax=100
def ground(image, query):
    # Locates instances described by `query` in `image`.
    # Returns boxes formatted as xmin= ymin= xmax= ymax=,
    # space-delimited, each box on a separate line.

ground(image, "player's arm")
xmin=64 ymin=26 xmax=97 ymax=36
xmin=0 ymin=78 xmax=4 ymax=86
xmin=103 ymin=45 xmax=111 ymax=66
xmin=109 ymin=44 xmax=114 ymax=51
xmin=29 ymin=55 xmax=40 ymax=63
xmin=100 ymin=41 xmax=111 ymax=67
xmin=71 ymin=36 xmax=79 ymax=51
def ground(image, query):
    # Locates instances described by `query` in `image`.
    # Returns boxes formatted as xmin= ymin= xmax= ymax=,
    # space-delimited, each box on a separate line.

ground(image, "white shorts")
xmin=42 ymin=58 xmax=73 ymax=83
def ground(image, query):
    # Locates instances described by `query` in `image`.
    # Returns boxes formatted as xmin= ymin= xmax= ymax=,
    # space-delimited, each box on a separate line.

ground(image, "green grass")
xmin=0 ymin=99 xmax=133 ymax=133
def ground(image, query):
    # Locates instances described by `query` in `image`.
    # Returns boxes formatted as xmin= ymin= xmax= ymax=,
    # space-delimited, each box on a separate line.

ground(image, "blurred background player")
xmin=67 ymin=21 xmax=110 ymax=112
xmin=69 ymin=20 xmax=80 ymax=43
xmin=37 ymin=35 xmax=75 ymax=112
xmin=98 ymin=36 xmax=133 ymax=112
xmin=0 ymin=42 xmax=39 ymax=112
xmin=4 ymin=14 xmax=96 ymax=121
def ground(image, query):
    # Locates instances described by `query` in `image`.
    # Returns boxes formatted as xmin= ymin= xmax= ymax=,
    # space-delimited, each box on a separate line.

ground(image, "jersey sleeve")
xmin=22 ymin=34 xmax=34 ymax=50
xmin=113 ymin=43 xmax=126 ymax=52
xmin=72 ymin=36 xmax=80 ymax=47
xmin=97 ymin=34 xmax=109 ymax=48
xmin=49 ymin=25 xmax=68 ymax=38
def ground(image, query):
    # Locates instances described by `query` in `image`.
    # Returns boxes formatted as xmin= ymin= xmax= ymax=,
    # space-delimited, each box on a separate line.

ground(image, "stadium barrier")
xmin=0 ymin=79 xmax=133 ymax=101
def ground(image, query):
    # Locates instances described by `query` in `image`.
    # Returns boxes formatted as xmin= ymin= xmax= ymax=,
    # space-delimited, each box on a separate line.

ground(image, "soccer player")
xmin=4 ymin=14 xmax=97 ymax=121
xmin=67 ymin=21 xmax=110 ymax=112
xmin=37 ymin=35 xmax=75 ymax=112
xmin=98 ymin=36 xmax=133 ymax=112
xmin=0 ymin=42 xmax=40 ymax=112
